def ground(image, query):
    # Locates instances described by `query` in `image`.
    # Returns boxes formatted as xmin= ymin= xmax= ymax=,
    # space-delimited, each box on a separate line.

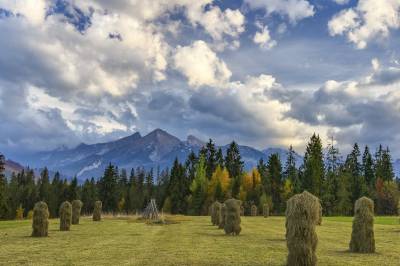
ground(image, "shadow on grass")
xmin=264 ymin=238 xmax=285 ymax=242
xmin=331 ymin=249 xmax=382 ymax=256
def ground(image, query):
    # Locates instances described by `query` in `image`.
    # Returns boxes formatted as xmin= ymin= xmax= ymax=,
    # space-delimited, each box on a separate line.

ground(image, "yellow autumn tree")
xmin=239 ymin=168 xmax=262 ymax=202
xmin=207 ymin=165 xmax=231 ymax=202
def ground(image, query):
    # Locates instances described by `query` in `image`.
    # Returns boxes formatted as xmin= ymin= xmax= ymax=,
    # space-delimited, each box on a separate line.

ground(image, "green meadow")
xmin=0 ymin=216 xmax=399 ymax=266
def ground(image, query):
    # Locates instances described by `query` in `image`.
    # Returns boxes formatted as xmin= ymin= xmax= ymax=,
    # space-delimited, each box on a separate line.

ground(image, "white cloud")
xmin=328 ymin=0 xmax=400 ymax=49
xmin=245 ymin=0 xmax=315 ymax=24
xmin=173 ymin=40 xmax=232 ymax=87
xmin=0 ymin=0 xmax=49 ymax=25
xmin=253 ymin=25 xmax=277 ymax=49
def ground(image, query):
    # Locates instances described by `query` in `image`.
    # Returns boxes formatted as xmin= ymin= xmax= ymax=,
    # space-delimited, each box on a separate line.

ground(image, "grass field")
xmin=0 ymin=215 xmax=399 ymax=266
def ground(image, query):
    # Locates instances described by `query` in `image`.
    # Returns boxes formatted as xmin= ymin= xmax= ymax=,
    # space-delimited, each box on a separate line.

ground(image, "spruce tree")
xmin=98 ymin=163 xmax=118 ymax=214
xmin=204 ymin=139 xmax=217 ymax=180
xmin=169 ymin=158 xmax=189 ymax=214
xmin=362 ymin=146 xmax=375 ymax=191
xmin=323 ymin=142 xmax=341 ymax=215
xmin=225 ymin=141 xmax=244 ymax=197
xmin=284 ymin=146 xmax=300 ymax=194
xmin=0 ymin=153 xmax=7 ymax=219
xmin=346 ymin=143 xmax=367 ymax=204
xmin=302 ymin=134 xmax=324 ymax=198
xmin=267 ymin=154 xmax=283 ymax=214
xmin=38 ymin=167 xmax=50 ymax=204
xmin=216 ymin=148 xmax=224 ymax=168
xmin=189 ymin=155 xmax=207 ymax=215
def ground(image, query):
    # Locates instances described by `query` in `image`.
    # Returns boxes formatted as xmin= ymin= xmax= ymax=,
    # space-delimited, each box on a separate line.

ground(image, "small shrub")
xmin=31 ymin=201 xmax=49 ymax=237
xmin=263 ymin=204 xmax=269 ymax=218
xmin=93 ymin=201 xmax=102 ymax=221
xmin=224 ymin=199 xmax=241 ymax=236
xmin=286 ymin=191 xmax=320 ymax=266
xmin=72 ymin=200 xmax=83 ymax=225
xmin=219 ymin=204 xmax=226 ymax=229
xmin=59 ymin=201 xmax=72 ymax=231
xmin=349 ymin=197 xmax=375 ymax=253
xmin=251 ymin=205 xmax=257 ymax=216
xmin=16 ymin=205 xmax=24 ymax=220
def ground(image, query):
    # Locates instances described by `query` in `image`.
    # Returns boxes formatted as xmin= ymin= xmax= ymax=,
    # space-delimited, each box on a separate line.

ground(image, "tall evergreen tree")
xmin=323 ymin=142 xmax=341 ymax=215
xmin=266 ymin=154 xmax=283 ymax=213
xmin=284 ymin=145 xmax=300 ymax=194
xmin=185 ymin=151 xmax=198 ymax=182
xmin=98 ymin=163 xmax=118 ymax=213
xmin=189 ymin=155 xmax=207 ymax=215
xmin=169 ymin=158 xmax=189 ymax=214
xmin=68 ymin=176 xmax=79 ymax=201
xmin=302 ymin=134 xmax=324 ymax=197
xmin=216 ymin=148 xmax=224 ymax=168
xmin=0 ymin=154 xmax=8 ymax=219
xmin=38 ymin=167 xmax=50 ymax=203
xmin=225 ymin=141 xmax=244 ymax=197
xmin=346 ymin=143 xmax=367 ymax=204
xmin=362 ymin=146 xmax=375 ymax=191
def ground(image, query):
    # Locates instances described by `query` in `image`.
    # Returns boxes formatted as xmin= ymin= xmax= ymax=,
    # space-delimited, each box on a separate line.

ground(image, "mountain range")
xmin=4 ymin=128 xmax=400 ymax=181
xmin=12 ymin=129 xmax=301 ymax=180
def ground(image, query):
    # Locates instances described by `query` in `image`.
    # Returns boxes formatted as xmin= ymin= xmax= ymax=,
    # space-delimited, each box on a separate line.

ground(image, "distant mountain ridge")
xmin=16 ymin=129 xmax=300 ymax=180
xmin=8 ymin=128 xmax=400 ymax=181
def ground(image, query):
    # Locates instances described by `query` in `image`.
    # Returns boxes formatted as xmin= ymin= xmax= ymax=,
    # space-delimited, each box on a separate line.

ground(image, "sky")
xmin=1 ymin=0 xmax=400 ymax=159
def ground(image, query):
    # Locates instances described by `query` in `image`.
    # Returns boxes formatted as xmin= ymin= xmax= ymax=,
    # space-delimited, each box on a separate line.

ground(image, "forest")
xmin=0 ymin=133 xmax=399 ymax=220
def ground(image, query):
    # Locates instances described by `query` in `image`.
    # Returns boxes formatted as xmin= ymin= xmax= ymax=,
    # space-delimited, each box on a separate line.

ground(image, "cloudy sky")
xmin=1 ymin=0 xmax=400 ymax=159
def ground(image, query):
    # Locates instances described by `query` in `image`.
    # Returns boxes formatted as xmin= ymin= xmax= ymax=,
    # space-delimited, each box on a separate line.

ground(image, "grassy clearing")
xmin=0 ymin=216 xmax=399 ymax=266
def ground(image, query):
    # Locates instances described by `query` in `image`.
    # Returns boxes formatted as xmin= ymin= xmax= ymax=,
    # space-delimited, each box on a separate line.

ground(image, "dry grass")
xmin=0 ymin=216 xmax=399 ymax=265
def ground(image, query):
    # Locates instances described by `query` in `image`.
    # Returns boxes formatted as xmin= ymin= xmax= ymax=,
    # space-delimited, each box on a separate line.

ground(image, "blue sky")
xmin=1 ymin=0 xmax=400 ymax=159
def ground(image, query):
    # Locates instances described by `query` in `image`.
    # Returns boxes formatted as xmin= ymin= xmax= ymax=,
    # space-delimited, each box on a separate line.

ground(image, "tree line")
xmin=0 ymin=134 xmax=399 ymax=220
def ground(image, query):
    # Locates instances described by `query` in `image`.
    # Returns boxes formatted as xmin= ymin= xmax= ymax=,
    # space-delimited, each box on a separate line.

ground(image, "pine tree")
xmin=225 ymin=141 xmax=244 ymax=197
xmin=302 ymin=134 xmax=325 ymax=197
xmin=346 ymin=143 xmax=367 ymax=204
xmin=216 ymin=148 xmax=224 ymax=168
xmin=284 ymin=145 xmax=300 ymax=194
xmin=68 ymin=176 xmax=79 ymax=201
xmin=169 ymin=158 xmax=189 ymax=214
xmin=0 ymin=153 xmax=8 ymax=219
xmin=98 ymin=163 xmax=118 ymax=213
xmin=362 ymin=146 xmax=375 ymax=190
xmin=38 ymin=167 xmax=50 ymax=203
xmin=323 ymin=142 xmax=341 ymax=215
xmin=190 ymin=155 xmax=207 ymax=215
xmin=185 ymin=151 xmax=198 ymax=182
xmin=267 ymin=154 xmax=283 ymax=214
xmin=204 ymin=139 xmax=217 ymax=180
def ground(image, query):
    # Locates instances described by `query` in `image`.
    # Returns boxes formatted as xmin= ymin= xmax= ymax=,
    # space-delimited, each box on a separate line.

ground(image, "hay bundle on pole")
xmin=72 ymin=200 xmax=83 ymax=225
xmin=224 ymin=199 xmax=241 ymax=236
xmin=251 ymin=205 xmax=258 ymax=216
xmin=142 ymin=198 xmax=160 ymax=221
xmin=263 ymin=204 xmax=269 ymax=218
xmin=219 ymin=204 xmax=226 ymax=229
xmin=210 ymin=202 xmax=216 ymax=225
xmin=213 ymin=202 xmax=222 ymax=226
xmin=31 ymin=201 xmax=49 ymax=237
xmin=93 ymin=201 xmax=102 ymax=221
xmin=349 ymin=197 xmax=375 ymax=253
xmin=285 ymin=191 xmax=320 ymax=266
xmin=59 ymin=201 xmax=72 ymax=231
